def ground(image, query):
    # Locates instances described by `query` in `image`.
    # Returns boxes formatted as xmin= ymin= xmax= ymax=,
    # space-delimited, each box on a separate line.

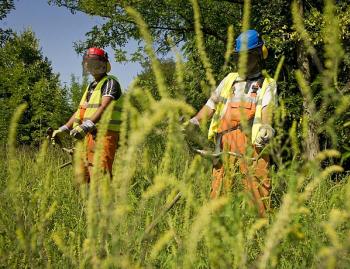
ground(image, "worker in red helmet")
xmin=52 ymin=47 xmax=123 ymax=182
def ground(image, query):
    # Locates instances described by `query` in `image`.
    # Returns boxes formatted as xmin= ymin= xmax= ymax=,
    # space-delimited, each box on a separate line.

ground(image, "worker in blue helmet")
xmin=189 ymin=30 xmax=277 ymax=217
xmin=234 ymin=29 xmax=269 ymax=78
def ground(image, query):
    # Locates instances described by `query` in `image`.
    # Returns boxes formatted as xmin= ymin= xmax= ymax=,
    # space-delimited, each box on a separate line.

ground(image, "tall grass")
xmin=1 ymin=0 xmax=350 ymax=268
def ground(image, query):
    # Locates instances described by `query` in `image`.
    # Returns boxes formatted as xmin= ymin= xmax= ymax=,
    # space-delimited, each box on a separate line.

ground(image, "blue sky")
xmin=0 ymin=0 xmax=142 ymax=89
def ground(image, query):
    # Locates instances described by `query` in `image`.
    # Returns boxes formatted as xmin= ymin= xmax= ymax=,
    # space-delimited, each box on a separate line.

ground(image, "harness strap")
xmin=214 ymin=124 xmax=242 ymax=154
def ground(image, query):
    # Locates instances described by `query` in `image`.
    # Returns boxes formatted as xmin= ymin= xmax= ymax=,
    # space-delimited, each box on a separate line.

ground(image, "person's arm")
xmin=64 ymin=112 xmax=78 ymax=129
xmin=192 ymin=105 xmax=215 ymax=124
xmin=255 ymin=82 xmax=277 ymax=147
xmin=261 ymin=81 xmax=277 ymax=125
xmin=190 ymin=77 xmax=226 ymax=125
xmin=261 ymin=106 xmax=272 ymax=125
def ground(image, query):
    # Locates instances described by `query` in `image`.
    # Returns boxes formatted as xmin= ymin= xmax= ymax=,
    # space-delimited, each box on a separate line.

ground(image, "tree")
xmin=0 ymin=0 xmax=14 ymax=46
xmin=0 ymin=30 xmax=73 ymax=144
xmin=48 ymin=0 xmax=242 ymax=58
xmin=136 ymin=59 xmax=179 ymax=99
xmin=296 ymin=0 xmax=320 ymax=160
xmin=48 ymin=0 xmax=350 ymax=159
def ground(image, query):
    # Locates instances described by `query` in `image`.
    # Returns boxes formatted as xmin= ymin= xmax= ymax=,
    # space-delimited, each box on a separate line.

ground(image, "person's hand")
xmin=182 ymin=117 xmax=209 ymax=149
xmin=182 ymin=117 xmax=200 ymax=133
xmin=70 ymin=120 xmax=95 ymax=140
xmin=189 ymin=117 xmax=200 ymax=126
xmin=51 ymin=125 xmax=69 ymax=145
xmin=181 ymin=117 xmax=199 ymax=130
xmin=255 ymin=124 xmax=275 ymax=148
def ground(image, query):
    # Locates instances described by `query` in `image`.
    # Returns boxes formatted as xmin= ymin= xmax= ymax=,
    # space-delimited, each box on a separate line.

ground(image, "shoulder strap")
xmin=220 ymin=72 xmax=239 ymax=99
xmin=207 ymin=72 xmax=239 ymax=141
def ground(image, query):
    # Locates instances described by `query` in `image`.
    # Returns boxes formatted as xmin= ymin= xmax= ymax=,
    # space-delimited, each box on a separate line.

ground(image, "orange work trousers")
xmin=83 ymin=130 xmax=119 ymax=182
xmin=210 ymin=129 xmax=271 ymax=217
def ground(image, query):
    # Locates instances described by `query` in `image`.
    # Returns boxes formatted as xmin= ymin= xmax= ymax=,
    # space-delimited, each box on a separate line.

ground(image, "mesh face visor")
xmin=233 ymin=48 xmax=263 ymax=77
xmin=82 ymin=55 xmax=107 ymax=75
xmin=233 ymin=48 xmax=261 ymax=63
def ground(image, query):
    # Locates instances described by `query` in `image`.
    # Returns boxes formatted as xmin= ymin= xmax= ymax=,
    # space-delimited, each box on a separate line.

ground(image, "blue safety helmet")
xmin=235 ymin=29 xmax=264 ymax=52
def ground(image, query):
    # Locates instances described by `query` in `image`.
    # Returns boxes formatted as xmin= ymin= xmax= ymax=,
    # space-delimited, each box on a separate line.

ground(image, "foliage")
xmin=0 ymin=0 xmax=14 ymax=20
xmin=0 ymin=0 xmax=14 ymax=46
xmin=69 ymin=74 xmax=89 ymax=109
xmin=0 ymin=30 xmax=73 ymax=145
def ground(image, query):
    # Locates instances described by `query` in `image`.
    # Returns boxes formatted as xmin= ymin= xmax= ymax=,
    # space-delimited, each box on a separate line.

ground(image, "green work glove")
xmin=255 ymin=124 xmax=275 ymax=148
xmin=70 ymin=120 xmax=96 ymax=140
xmin=51 ymin=125 xmax=69 ymax=145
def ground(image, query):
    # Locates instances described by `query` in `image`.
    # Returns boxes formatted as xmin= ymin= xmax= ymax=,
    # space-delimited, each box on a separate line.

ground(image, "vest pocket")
xmin=231 ymin=102 xmax=252 ymax=109
xmin=229 ymin=101 xmax=256 ymax=122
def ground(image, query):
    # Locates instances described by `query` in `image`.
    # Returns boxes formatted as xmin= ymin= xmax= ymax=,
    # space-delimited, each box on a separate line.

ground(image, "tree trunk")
xmin=296 ymin=0 xmax=320 ymax=160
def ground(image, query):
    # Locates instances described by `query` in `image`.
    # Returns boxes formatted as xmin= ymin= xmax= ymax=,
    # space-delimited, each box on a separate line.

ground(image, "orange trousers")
xmin=83 ymin=130 xmax=119 ymax=183
xmin=210 ymin=129 xmax=271 ymax=217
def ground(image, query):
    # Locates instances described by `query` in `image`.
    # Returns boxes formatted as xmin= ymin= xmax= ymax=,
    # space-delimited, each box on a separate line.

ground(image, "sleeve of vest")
xmin=101 ymin=78 xmax=122 ymax=100
xmin=205 ymin=77 xmax=226 ymax=110
xmin=261 ymin=80 xmax=277 ymax=108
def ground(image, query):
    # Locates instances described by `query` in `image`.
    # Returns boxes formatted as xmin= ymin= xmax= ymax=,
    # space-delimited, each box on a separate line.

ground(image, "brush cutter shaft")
xmin=195 ymin=149 xmax=256 ymax=161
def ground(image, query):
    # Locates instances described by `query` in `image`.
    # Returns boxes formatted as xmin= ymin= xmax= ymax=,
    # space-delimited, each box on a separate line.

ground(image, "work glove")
xmin=183 ymin=117 xmax=209 ymax=150
xmin=70 ymin=120 xmax=96 ymax=140
xmin=51 ymin=125 xmax=69 ymax=145
xmin=180 ymin=117 xmax=199 ymax=131
xmin=255 ymin=124 xmax=275 ymax=148
xmin=189 ymin=117 xmax=200 ymax=126
xmin=182 ymin=117 xmax=200 ymax=136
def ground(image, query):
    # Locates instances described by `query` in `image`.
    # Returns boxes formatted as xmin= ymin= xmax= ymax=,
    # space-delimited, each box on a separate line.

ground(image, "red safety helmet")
xmin=83 ymin=47 xmax=111 ymax=75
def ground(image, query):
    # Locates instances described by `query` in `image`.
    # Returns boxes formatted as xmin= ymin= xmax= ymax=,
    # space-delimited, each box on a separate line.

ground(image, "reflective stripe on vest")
xmin=229 ymin=96 xmax=258 ymax=104
xmin=73 ymin=75 xmax=123 ymax=132
xmin=208 ymin=72 xmax=275 ymax=144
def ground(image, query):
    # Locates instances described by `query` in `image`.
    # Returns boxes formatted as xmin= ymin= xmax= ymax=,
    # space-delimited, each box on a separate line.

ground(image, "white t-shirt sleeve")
xmin=261 ymin=81 xmax=277 ymax=108
xmin=205 ymin=77 xmax=226 ymax=110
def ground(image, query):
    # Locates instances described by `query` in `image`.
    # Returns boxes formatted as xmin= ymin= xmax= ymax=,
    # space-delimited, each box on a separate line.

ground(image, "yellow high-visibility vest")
xmin=73 ymin=75 xmax=123 ymax=132
xmin=208 ymin=72 xmax=275 ymax=143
